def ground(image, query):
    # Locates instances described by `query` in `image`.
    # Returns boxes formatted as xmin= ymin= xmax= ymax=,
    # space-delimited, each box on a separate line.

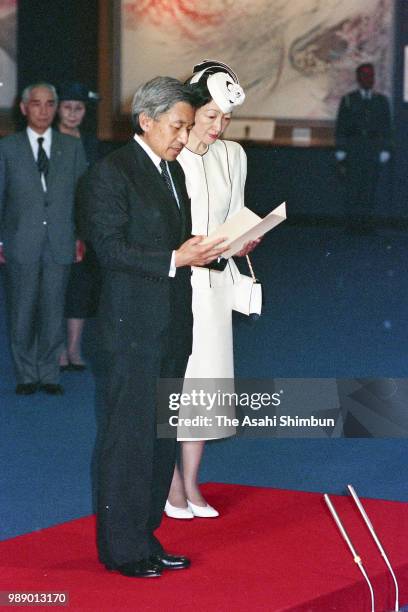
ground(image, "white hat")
xmin=189 ymin=59 xmax=245 ymax=113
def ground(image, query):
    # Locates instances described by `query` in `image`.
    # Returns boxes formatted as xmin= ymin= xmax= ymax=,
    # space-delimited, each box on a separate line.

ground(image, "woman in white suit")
xmin=165 ymin=60 xmax=259 ymax=519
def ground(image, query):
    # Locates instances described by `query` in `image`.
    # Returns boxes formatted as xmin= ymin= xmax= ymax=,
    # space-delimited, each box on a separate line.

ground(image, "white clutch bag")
xmin=233 ymin=255 xmax=262 ymax=319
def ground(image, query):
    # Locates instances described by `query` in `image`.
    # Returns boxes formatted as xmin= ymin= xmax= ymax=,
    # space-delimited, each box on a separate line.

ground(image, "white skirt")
xmin=177 ymin=285 xmax=236 ymax=441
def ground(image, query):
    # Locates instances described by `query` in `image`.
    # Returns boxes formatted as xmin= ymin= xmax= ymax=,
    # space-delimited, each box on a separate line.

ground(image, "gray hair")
xmin=21 ymin=82 xmax=58 ymax=104
xmin=131 ymin=76 xmax=197 ymax=134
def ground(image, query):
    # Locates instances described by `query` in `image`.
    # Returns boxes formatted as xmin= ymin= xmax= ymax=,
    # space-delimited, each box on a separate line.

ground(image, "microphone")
xmin=347 ymin=484 xmax=401 ymax=612
xmin=324 ymin=493 xmax=375 ymax=612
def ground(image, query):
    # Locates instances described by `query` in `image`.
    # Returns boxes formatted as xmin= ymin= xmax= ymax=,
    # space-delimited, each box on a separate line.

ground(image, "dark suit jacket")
xmin=0 ymin=129 xmax=87 ymax=264
xmin=83 ymin=140 xmax=193 ymax=355
xmin=335 ymin=90 xmax=392 ymax=158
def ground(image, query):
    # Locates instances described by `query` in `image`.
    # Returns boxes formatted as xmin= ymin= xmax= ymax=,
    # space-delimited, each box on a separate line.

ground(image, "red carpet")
xmin=1 ymin=484 xmax=407 ymax=611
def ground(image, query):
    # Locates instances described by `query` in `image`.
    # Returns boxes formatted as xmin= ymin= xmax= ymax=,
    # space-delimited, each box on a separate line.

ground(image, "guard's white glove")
xmin=379 ymin=151 xmax=390 ymax=164
xmin=335 ymin=150 xmax=347 ymax=161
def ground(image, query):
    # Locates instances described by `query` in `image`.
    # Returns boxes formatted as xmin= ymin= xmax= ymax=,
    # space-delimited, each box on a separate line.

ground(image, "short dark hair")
xmin=131 ymin=76 xmax=198 ymax=134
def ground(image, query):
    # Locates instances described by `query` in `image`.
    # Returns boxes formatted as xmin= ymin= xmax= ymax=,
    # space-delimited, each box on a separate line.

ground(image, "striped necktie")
xmin=159 ymin=160 xmax=176 ymax=200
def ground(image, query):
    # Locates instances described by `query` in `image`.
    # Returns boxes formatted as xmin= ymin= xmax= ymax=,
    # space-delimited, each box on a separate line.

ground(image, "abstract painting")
xmin=119 ymin=0 xmax=393 ymax=121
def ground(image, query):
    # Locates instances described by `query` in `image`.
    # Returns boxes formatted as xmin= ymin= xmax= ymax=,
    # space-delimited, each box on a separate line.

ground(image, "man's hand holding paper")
xmin=175 ymin=235 xmax=229 ymax=268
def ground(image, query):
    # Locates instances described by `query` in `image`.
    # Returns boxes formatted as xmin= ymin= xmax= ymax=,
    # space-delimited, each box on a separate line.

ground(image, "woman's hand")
xmin=235 ymin=237 xmax=262 ymax=257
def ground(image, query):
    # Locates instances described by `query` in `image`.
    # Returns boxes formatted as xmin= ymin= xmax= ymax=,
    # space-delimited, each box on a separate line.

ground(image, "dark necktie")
xmin=159 ymin=159 xmax=176 ymax=201
xmin=37 ymin=137 xmax=49 ymax=179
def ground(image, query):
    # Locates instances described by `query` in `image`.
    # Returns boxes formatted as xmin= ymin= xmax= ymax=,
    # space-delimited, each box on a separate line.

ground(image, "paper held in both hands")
xmin=202 ymin=202 xmax=287 ymax=258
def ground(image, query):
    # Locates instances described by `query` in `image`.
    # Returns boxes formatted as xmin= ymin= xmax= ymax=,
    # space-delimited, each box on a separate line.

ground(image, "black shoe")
xmin=60 ymin=364 xmax=70 ymax=373
xmin=150 ymin=552 xmax=191 ymax=570
xmin=39 ymin=383 xmax=64 ymax=395
xmin=15 ymin=383 xmax=38 ymax=395
xmin=105 ymin=559 xmax=162 ymax=578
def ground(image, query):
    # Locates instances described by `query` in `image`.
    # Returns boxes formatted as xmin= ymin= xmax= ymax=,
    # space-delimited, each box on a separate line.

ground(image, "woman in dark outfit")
xmin=57 ymin=82 xmax=101 ymax=371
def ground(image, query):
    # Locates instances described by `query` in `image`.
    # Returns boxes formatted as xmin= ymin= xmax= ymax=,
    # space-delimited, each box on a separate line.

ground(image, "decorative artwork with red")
xmin=119 ymin=0 xmax=393 ymax=121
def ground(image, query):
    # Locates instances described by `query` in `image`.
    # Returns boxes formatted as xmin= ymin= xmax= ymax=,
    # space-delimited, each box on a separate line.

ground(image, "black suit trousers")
xmin=96 ymin=323 xmax=190 ymax=566
xmin=343 ymin=147 xmax=380 ymax=216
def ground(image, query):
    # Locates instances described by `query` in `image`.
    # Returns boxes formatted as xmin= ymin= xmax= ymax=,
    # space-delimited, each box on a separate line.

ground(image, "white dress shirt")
xmin=360 ymin=88 xmax=372 ymax=100
xmin=27 ymin=126 xmax=52 ymax=192
xmin=133 ymin=134 xmax=177 ymax=276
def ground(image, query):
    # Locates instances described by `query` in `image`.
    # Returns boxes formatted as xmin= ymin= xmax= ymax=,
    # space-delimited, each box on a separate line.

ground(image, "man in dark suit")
xmin=335 ymin=63 xmax=393 ymax=228
xmin=84 ymin=76 xmax=226 ymax=578
xmin=0 ymin=82 xmax=87 ymax=395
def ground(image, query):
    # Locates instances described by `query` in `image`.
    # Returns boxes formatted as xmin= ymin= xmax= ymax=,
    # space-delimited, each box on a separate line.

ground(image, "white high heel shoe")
xmin=187 ymin=499 xmax=219 ymax=518
xmin=164 ymin=500 xmax=194 ymax=519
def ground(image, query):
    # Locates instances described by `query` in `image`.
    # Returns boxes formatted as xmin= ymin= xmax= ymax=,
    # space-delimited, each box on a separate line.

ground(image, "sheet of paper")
xmin=202 ymin=202 xmax=286 ymax=258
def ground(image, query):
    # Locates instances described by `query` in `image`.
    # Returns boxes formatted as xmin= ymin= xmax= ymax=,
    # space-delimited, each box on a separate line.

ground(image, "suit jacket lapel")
xmin=126 ymin=141 xmax=183 ymax=239
xmin=20 ymin=132 xmax=44 ymax=194
xmin=168 ymin=160 xmax=190 ymax=242
xmin=47 ymin=130 xmax=64 ymax=190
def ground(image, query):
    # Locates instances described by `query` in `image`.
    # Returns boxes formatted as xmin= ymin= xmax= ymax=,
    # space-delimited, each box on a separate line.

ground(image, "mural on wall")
xmin=120 ymin=0 xmax=393 ymax=121
xmin=0 ymin=0 xmax=17 ymax=109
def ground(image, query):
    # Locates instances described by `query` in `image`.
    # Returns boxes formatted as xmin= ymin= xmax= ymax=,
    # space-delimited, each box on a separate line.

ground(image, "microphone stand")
xmin=324 ymin=493 xmax=375 ymax=612
xmin=347 ymin=484 xmax=401 ymax=612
